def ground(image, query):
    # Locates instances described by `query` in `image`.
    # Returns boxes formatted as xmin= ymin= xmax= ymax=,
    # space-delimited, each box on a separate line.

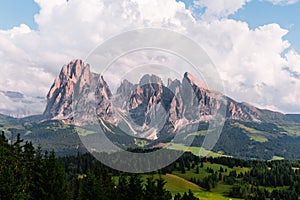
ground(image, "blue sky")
xmin=177 ymin=0 xmax=300 ymax=52
xmin=230 ymin=0 xmax=300 ymax=52
xmin=0 ymin=0 xmax=39 ymax=29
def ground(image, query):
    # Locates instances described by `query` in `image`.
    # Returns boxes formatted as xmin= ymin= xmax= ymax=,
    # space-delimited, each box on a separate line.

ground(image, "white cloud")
xmin=0 ymin=0 xmax=300 ymax=115
xmin=193 ymin=0 xmax=251 ymax=20
xmin=185 ymin=19 xmax=294 ymax=112
xmin=279 ymin=49 xmax=300 ymax=111
xmin=0 ymin=91 xmax=45 ymax=117
xmin=285 ymin=49 xmax=300 ymax=72
xmin=0 ymin=24 xmax=31 ymax=37
xmin=262 ymin=0 xmax=299 ymax=5
xmin=0 ymin=0 xmax=195 ymax=116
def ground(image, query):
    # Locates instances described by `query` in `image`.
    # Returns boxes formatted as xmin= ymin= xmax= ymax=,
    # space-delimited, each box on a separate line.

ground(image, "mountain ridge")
xmin=2 ymin=59 xmax=300 ymax=159
xmin=38 ymin=59 xmax=293 ymax=141
xmin=44 ymin=59 xmax=287 ymax=124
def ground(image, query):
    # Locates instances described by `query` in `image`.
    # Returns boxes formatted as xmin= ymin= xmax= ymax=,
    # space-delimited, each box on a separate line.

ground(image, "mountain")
xmin=43 ymin=59 xmax=287 ymax=139
xmin=2 ymin=59 xmax=300 ymax=159
xmin=44 ymin=59 xmax=98 ymax=119
xmin=43 ymin=59 xmax=114 ymax=124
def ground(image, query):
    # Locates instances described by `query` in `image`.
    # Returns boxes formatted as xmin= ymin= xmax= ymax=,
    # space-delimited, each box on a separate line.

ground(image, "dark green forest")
xmin=0 ymin=132 xmax=196 ymax=200
xmin=2 ymin=132 xmax=300 ymax=200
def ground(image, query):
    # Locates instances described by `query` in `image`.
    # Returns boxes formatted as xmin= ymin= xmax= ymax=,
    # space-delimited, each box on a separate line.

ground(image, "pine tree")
xmin=200 ymin=161 xmax=204 ymax=168
xmin=196 ymin=166 xmax=199 ymax=174
xmin=44 ymin=150 xmax=70 ymax=200
xmin=30 ymin=146 xmax=47 ymax=199
xmin=144 ymin=177 xmax=156 ymax=200
xmin=78 ymin=171 xmax=100 ymax=200
xmin=156 ymin=177 xmax=172 ymax=200
xmin=116 ymin=175 xmax=129 ymax=200
xmin=174 ymin=193 xmax=181 ymax=200
xmin=127 ymin=175 xmax=144 ymax=200
xmin=23 ymin=141 xmax=35 ymax=199
xmin=188 ymin=189 xmax=198 ymax=200
xmin=0 ymin=132 xmax=15 ymax=200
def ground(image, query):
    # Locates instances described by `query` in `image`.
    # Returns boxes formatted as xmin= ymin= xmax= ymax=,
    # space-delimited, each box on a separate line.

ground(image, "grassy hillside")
xmin=168 ymin=162 xmax=248 ymax=199
xmin=166 ymin=143 xmax=227 ymax=158
xmin=2 ymin=114 xmax=300 ymax=159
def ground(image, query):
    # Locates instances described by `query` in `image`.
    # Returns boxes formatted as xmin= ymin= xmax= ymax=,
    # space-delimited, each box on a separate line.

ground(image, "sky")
xmin=0 ymin=0 xmax=39 ymax=29
xmin=0 ymin=0 xmax=300 ymax=115
xmin=230 ymin=0 xmax=300 ymax=52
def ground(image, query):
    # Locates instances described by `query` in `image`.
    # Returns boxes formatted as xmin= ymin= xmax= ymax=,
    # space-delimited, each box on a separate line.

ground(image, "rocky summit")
xmin=43 ymin=59 xmax=113 ymax=123
xmin=43 ymin=59 xmax=286 ymax=139
xmin=44 ymin=59 xmax=92 ymax=119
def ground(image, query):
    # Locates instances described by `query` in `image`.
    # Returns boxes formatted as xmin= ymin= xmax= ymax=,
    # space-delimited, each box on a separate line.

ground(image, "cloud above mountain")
xmin=0 ymin=0 xmax=300 ymax=115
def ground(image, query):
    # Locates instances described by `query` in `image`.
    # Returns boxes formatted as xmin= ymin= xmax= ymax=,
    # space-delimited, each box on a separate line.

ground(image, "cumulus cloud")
xmin=279 ymin=49 xmax=300 ymax=111
xmin=285 ymin=49 xmax=300 ymax=72
xmin=183 ymin=19 xmax=297 ymax=112
xmin=193 ymin=0 xmax=251 ymax=20
xmin=0 ymin=0 xmax=194 ymax=95
xmin=0 ymin=0 xmax=300 ymax=115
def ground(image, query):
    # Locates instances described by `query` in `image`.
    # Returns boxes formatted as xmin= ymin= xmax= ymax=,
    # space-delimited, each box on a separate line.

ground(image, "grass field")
xmin=185 ymin=130 xmax=207 ymax=139
xmin=278 ymin=124 xmax=300 ymax=136
xmin=272 ymin=156 xmax=285 ymax=160
xmin=75 ymin=126 xmax=97 ymax=136
xmin=248 ymin=134 xmax=268 ymax=143
xmin=142 ymin=173 xmax=241 ymax=200
xmin=166 ymin=143 xmax=228 ymax=158
xmin=170 ymin=162 xmax=249 ymax=199
xmin=234 ymin=122 xmax=269 ymax=143
xmin=139 ymin=159 xmax=250 ymax=200
xmin=162 ymin=174 xmax=202 ymax=191
xmin=0 ymin=123 xmax=25 ymax=135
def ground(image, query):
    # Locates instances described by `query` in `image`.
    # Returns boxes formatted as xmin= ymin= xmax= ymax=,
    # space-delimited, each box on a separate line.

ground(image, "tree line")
xmin=0 ymin=132 xmax=198 ymax=200
xmin=3 ymin=131 xmax=300 ymax=200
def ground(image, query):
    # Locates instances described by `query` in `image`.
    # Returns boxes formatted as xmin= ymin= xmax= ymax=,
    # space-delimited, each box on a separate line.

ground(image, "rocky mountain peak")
xmin=183 ymin=72 xmax=208 ymax=90
xmin=139 ymin=74 xmax=163 ymax=85
xmin=44 ymin=59 xmax=99 ymax=120
xmin=60 ymin=59 xmax=84 ymax=81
